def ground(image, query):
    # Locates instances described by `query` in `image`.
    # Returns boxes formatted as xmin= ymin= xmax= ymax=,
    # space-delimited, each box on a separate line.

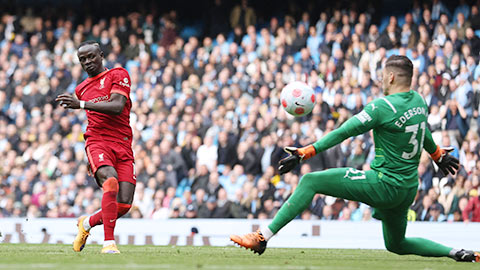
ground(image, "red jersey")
xmin=75 ymin=67 xmax=132 ymax=145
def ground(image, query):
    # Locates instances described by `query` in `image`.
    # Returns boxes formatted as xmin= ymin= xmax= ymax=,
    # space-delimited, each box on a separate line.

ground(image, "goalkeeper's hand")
xmin=278 ymin=145 xmax=316 ymax=175
xmin=430 ymin=146 xmax=459 ymax=176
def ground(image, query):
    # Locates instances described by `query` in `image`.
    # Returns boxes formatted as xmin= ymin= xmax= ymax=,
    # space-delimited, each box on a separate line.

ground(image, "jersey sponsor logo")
xmin=88 ymin=94 xmax=110 ymax=103
xmin=99 ymin=153 xmax=104 ymax=162
xmin=99 ymin=77 xmax=106 ymax=89
xmin=355 ymin=110 xmax=372 ymax=124
xmin=370 ymin=103 xmax=376 ymax=111
xmin=394 ymin=107 xmax=427 ymax=128
xmin=119 ymin=77 xmax=130 ymax=88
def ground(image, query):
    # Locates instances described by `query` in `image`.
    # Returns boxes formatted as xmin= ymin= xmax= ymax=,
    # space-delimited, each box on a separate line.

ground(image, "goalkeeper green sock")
xmin=401 ymin=238 xmax=452 ymax=256
xmin=267 ymin=177 xmax=315 ymax=235
xmin=383 ymin=237 xmax=453 ymax=257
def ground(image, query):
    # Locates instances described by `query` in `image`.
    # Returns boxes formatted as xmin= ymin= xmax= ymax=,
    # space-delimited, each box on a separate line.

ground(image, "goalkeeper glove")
xmin=278 ymin=145 xmax=316 ymax=175
xmin=430 ymin=146 xmax=459 ymax=176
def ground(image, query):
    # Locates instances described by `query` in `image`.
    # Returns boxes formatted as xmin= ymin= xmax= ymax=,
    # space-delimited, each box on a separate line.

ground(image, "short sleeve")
xmin=75 ymin=85 xmax=80 ymax=99
xmin=110 ymin=68 xmax=131 ymax=99
xmin=75 ymin=83 xmax=84 ymax=99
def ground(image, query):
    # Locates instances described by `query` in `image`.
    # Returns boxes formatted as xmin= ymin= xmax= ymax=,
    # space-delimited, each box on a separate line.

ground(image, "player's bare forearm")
xmin=56 ymin=93 xmax=126 ymax=115
xmin=83 ymin=94 xmax=127 ymax=115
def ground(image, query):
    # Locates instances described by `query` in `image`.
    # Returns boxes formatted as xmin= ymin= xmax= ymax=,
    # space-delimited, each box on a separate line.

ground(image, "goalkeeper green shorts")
xmin=304 ymin=167 xmax=418 ymax=219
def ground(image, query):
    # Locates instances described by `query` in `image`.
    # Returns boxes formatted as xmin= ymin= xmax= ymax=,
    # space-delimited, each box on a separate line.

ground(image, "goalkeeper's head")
xmin=382 ymin=55 xmax=413 ymax=96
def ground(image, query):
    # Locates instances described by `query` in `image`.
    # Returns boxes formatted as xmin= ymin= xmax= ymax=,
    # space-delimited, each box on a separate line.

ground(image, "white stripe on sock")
xmin=83 ymin=216 xmax=91 ymax=231
xmin=260 ymin=227 xmax=274 ymax=241
xmin=103 ymin=240 xmax=116 ymax=248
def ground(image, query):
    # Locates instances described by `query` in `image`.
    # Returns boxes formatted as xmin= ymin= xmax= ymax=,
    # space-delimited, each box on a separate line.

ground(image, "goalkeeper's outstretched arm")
xmin=312 ymin=114 xmax=376 ymax=153
xmin=278 ymin=103 xmax=379 ymax=174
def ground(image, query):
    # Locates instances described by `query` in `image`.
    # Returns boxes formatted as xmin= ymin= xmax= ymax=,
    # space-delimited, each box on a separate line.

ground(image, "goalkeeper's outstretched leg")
xmin=231 ymin=167 xmax=479 ymax=262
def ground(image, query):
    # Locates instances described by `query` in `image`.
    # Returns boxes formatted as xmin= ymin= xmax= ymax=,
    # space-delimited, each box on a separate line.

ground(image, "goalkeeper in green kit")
xmin=230 ymin=55 xmax=479 ymax=262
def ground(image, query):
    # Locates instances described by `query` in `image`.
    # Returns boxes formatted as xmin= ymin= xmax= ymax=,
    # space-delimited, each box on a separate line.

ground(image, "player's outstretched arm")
xmin=423 ymin=126 xmax=459 ymax=175
xmin=56 ymin=93 xmax=127 ymax=115
xmin=278 ymin=103 xmax=379 ymax=174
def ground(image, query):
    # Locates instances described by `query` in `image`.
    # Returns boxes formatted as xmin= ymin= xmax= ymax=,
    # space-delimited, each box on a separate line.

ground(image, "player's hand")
xmin=87 ymin=163 xmax=93 ymax=177
xmin=432 ymin=147 xmax=459 ymax=175
xmin=278 ymin=145 xmax=316 ymax=175
xmin=278 ymin=147 xmax=301 ymax=175
xmin=56 ymin=94 xmax=80 ymax=109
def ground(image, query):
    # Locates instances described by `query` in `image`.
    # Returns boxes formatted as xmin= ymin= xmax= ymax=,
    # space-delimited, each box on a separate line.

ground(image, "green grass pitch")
xmin=0 ymin=244 xmax=476 ymax=270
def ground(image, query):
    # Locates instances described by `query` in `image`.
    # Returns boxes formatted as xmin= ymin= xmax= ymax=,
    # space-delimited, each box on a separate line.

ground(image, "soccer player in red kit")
xmin=56 ymin=40 xmax=135 ymax=254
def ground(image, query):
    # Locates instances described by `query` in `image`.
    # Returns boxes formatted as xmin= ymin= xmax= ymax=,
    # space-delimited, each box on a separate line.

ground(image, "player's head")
xmin=77 ymin=40 xmax=104 ymax=77
xmin=382 ymin=55 xmax=413 ymax=95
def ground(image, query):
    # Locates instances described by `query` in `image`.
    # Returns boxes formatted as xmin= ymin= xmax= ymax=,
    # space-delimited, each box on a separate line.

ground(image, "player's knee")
xmin=102 ymin=177 xmax=119 ymax=193
xmin=385 ymin=241 xmax=408 ymax=255
xmin=117 ymin=203 xmax=132 ymax=218
xmin=95 ymin=166 xmax=118 ymax=185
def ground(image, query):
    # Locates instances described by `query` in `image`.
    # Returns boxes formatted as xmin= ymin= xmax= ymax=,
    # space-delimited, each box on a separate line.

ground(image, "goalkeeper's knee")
xmin=385 ymin=241 xmax=409 ymax=255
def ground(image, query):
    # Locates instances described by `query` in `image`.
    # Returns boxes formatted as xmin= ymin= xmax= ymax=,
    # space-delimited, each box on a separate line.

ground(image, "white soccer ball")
xmin=280 ymin=81 xmax=316 ymax=117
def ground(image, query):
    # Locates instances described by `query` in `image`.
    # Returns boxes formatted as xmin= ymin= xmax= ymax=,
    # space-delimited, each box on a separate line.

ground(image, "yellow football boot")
xmin=101 ymin=244 xmax=121 ymax=254
xmin=73 ymin=216 xmax=90 ymax=252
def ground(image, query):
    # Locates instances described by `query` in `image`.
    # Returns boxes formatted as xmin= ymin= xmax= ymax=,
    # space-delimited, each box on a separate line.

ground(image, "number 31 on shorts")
xmin=344 ymin=168 xmax=366 ymax=180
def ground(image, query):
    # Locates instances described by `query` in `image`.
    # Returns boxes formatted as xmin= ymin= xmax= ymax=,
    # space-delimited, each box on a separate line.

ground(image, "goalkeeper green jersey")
xmin=313 ymin=90 xmax=437 ymax=188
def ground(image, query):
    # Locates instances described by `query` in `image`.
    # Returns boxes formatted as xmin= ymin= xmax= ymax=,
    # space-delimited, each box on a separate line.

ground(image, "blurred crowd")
xmin=1 ymin=0 xmax=480 ymax=223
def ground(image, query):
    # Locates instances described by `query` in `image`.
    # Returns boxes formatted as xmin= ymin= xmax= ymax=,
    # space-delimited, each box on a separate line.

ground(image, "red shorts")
xmin=85 ymin=140 xmax=136 ymax=185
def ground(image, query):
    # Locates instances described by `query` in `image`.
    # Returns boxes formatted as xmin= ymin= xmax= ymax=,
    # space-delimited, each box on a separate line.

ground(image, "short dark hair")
xmin=78 ymin=40 xmax=99 ymax=50
xmin=385 ymin=55 xmax=413 ymax=86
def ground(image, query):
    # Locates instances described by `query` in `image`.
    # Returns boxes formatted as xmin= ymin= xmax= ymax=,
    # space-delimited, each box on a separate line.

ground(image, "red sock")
xmin=89 ymin=203 xmax=131 ymax=227
xmin=101 ymin=177 xmax=119 ymax=241
xmin=89 ymin=211 xmax=103 ymax=227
